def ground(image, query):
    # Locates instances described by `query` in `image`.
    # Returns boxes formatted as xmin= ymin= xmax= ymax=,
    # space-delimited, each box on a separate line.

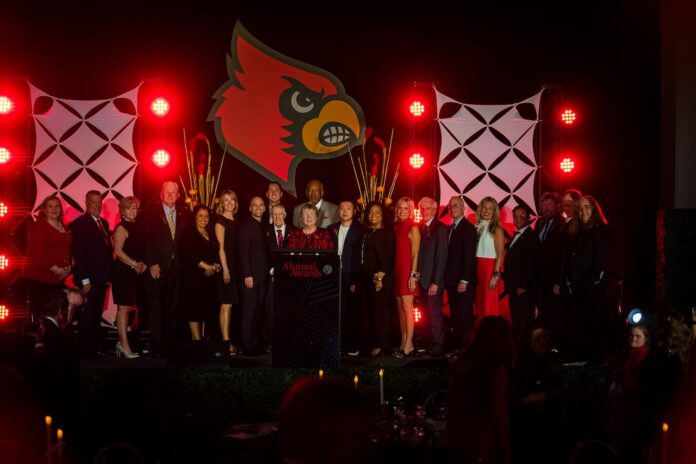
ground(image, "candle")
xmin=353 ymin=375 xmax=359 ymax=389
xmin=45 ymin=416 xmax=53 ymax=464
xmin=318 ymin=369 xmax=324 ymax=380
xmin=379 ymin=369 xmax=384 ymax=405
xmin=661 ymin=422 xmax=669 ymax=464
xmin=57 ymin=429 xmax=64 ymax=464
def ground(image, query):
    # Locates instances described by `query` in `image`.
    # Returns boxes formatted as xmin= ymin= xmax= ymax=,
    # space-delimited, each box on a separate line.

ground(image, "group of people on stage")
xmin=23 ymin=176 xmax=610 ymax=362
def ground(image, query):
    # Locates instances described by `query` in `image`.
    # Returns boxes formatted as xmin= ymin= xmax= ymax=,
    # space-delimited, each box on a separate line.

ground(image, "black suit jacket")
xmin=143 ymin=203 xmax=188 ymax=273
xmin=69 ymin=213 xmax=113 ymax=285
xmin=265 ymin=223 xmax=295 ymax=251
xmin=328 ymin=221 xmax=366 ymax=275
xmin=418 ymin=219 xmax=449 ymax=289
xmin=444 ymin=218 xmax=478 ymax=287
xmin=503 ymin=227 xmax=540 ymax=290
xmin=535 ymin=214 xmax=564 ymax=288
xmin=238 ymin=217 xmax=269 ymax=282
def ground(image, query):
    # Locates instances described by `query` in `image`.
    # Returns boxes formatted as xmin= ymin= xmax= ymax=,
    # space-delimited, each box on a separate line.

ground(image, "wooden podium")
xmin=271 ymin=250 xmax=341 ymax=368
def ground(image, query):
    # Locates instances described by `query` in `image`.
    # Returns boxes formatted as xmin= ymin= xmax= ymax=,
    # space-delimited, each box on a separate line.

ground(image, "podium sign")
xmin=272 ymin=250 xmax=341 ymax=368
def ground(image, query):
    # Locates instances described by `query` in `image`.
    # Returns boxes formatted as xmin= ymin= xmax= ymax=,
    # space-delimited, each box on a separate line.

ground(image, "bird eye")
xmin=290 ymin=91 xmax=315 ymax=114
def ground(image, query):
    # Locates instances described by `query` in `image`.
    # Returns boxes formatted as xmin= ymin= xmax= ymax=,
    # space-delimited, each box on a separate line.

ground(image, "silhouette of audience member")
xmin=568 ymin=439 xmax=619 ymax=464
xmin=277 ymin=377 xmax=376 ymax=464
xmin=446 ymin=316 xmax=514 ymax=464
xmin=0 ymin=366 xmax=44 ymax=464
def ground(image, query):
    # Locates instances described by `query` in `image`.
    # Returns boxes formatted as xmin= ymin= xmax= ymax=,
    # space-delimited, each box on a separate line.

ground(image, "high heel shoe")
xmin=116 ymin=342 xmax=139 ymax=359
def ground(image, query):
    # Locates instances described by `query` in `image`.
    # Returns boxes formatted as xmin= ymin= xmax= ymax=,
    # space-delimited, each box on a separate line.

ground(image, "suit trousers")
xmin=508 ymin=290 xmax=534 ymax=344
xmin=419 ymin=285 xmax=445 ymax=352
xmin=78 ymin=282 xmax=108 ymax=354
xmin=146 ymin=269 xmax=179 ymax=355
xmin=447 ymin=284 xmax=475 ymax=350
xmin=241 ymin=278 xmax=268 ymax=351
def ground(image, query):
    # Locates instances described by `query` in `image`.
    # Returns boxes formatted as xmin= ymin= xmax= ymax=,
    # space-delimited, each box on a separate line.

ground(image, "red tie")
xmin=277 ymin=229 xmax=284 ymax=247
xmin=96 ymin=217 xmax=109 ymax=245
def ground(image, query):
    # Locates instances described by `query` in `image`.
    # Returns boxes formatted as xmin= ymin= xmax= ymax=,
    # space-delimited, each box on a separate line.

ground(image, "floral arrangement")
xmin=179 ymin=130 xmax=228 ymax=211
xmin=349 ymin=128 xmax=400 ymax=213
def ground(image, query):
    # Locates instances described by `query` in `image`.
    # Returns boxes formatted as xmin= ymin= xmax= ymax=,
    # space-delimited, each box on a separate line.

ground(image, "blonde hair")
xmin=475 ymin=196 xmax=502 ymax=234
xmin=395 ymin=196 xmax=415 ymax=221
xmin=38 ymin=195 xmax=64 ymax=224
xmin=216 ymin=190 xmax=239 ymax=216
xmin=118 ymin=196 xmax=140 ymax=218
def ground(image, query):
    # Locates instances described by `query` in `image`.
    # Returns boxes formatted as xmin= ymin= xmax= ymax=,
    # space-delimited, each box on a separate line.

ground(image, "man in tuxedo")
xmin=417 ymin=197 xmax=449 ymax=356
xmin=504 ymin=205 xmax=540 ymax=342
xmin=262 ymin=181 xmax=285 ymax=225
xmin=292 ymin=179 xmax=338 ymax=228
xmin=69 ymin=190 xmax=112 ymax=356
xmin=143 ymin=181 xmax=187 ymax=357
xmin=444 ymin=196 xmax=478 ymax=351
xmin=534 ymin=192 xmax=565 ymax=344
xmin=328 ymin=201 xmax=365 ymax=354
xmin=238 ymin=196 xmax=269 ymax=355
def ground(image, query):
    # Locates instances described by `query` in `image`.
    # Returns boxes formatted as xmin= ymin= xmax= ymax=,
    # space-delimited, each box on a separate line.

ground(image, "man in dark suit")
xmin=238 ymin=196 xmax=269 ymax=354
xmin=292 ymin=179 xmax=338 ymax=228
xmin=327 ymin=201 xmax=366 ymax=355
xmin=143 ymin=181 xmax=187 ymax=357
xmin=444 ymin=196 xmax=478 ymax=351
xmin=534 ymin=192 xmax=565 ymax=344
xmin=504 ymin=205 xmax=540 ymax=342
xmin=417 ymin=197 xmax=449 ymax=356
xmin=69 ymin=190 xmax=113 ymax=356
xmin=261 ymin=181 xmax=285 ymax=225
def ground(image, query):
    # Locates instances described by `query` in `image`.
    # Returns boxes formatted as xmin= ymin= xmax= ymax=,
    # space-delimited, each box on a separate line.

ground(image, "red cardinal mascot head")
xmin=209 ymin=22 xmax=365 ymax=196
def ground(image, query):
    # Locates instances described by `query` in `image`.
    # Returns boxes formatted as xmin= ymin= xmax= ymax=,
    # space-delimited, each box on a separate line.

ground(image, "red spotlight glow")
xmin=150 ymin=98 xmax=170 ymax=117
xmin=560 ymin=157 xmax=575 ymax=173
xmin=413 ymin=209 xmax=423 ymax=223
xmin=0 ymin=147 xmax=10 ymax=164
xmin=153 ymin=149 xmax=171 ymax=168
xmin=0 ymin=202 xmax=7 ymax=218
xmin=561 ymin=109 xmax=576 ymax=125
xmin=0 ymin=254 xmax=8 ymax=270
xmin=414 ymin=307 xmax=422 ymax=323
xmin=0 ymin=96 xmax=13 ymax=114
xmin=0 ymin=305 xmax=8 ymax=320
xmin=409 ymin=153 xmax=425 ymax=169
xmin=409 ymin=101 xmax=425 ymax=117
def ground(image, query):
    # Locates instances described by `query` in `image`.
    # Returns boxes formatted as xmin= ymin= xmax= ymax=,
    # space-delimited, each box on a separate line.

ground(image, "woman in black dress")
xmin=112 ymin=196 xmax=147 ymax=358
xmin=180 ymin=205 xmax=220 ymax=340
xmin=214 ymin=190 xmax=240 ymax=355
xmin=356 ymin=202 xmax=395 ymax=357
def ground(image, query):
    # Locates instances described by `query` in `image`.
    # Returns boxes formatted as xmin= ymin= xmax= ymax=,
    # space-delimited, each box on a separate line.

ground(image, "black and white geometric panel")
xmin=29 ymin=83 xmax=140 ymax=226
xmin=436 ymin=88 xmax=542 ymax=220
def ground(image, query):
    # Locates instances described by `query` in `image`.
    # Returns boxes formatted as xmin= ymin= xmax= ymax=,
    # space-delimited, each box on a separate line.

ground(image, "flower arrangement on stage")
xmin=349 ymin=128 xmax=400 ymax=213
xmin=180 ymin=130 xmax=228 ymax=211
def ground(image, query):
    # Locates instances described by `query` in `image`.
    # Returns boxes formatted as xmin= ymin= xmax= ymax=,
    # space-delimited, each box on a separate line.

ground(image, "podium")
xmin=272 ymin=250 xmax=341 ymax=368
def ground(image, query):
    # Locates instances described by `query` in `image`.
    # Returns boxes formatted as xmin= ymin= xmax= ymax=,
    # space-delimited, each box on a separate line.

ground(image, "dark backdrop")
xmin=0 ymin=1 xmax=660 ymax=308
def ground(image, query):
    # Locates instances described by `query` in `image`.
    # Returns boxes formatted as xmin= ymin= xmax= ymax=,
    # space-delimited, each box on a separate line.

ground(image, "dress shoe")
xmin=115 ymin=342 xmax=139 ymax=359
xmin=347 ymin=350 xmax=360 ymax=357
xmin=370 ymin=348 xmax=382 ymax=358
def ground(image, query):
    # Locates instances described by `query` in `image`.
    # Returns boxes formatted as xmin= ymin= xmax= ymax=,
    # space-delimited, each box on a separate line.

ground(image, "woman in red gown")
xmin=392 ymin=197 xmax=421 ymax=357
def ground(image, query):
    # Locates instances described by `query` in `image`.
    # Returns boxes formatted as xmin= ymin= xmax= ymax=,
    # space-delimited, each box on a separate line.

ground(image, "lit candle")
xmin=379 ymin=369 xmax=384 ymax=405
xmin=661 ymin=422 xmax=669 ymax=464
xmin=45 ymin=416 xmax=53 ymax=464
xmin=318 ymin=369 xmax=324 ymax=380
xmin=354 ymin=375 xmax=359 ymax=390
xmin=57 ymin=429 xmax=64 ymax=464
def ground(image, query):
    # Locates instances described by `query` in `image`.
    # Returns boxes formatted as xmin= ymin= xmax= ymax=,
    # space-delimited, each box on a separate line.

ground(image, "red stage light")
xmin=561 ymin=109 xmax=576 ymax=125
xmin=0 ymin=305 xmax=8 ymax=320
xmin=560 ymin=157 xmax=575 ymax=173
xmin=153 ymin=149 xmax=170 ymax=167
xmin=0 ymin=147 xmax=10 ymax=164
xmin=0 ymin=254 xmax=8 ymax=270
xmin=0 ymin=96 xmax=13 ymax=114
xmin=414 ymin=307 xmax=422 ymax=323
xmin=151 ymin=98 xmax=170 ymax=117
xmin=409 ymin=152 xmax=425 ymax=169
xmin=413 ymin=209 xmax=423 ymax=224
xmin=0 ymin=202 xmax=7 ymax=218
xmin=409 ymin=101 xmax=425 ymax=117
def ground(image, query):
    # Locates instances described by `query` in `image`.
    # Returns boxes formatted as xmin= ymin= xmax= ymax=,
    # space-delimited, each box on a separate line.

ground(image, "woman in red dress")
xmin=24 ymin=195 xmax=72 ymax=319
xmin=392 ymin=197 xmax=421 ymax=358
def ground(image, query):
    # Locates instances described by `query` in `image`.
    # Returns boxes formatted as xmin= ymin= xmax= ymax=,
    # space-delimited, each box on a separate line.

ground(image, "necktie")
xmin=540 ymin=220 xmax=550 ymax=242
xmin=277 ymin=229 xmax=284 ymax=247
xmin=96 ymin=218 xmax=109 ymax=245
xmin=449 ymin=221 xmax=457 ymax=243
xmin=167 ymin=209 xmax=176 ymax=239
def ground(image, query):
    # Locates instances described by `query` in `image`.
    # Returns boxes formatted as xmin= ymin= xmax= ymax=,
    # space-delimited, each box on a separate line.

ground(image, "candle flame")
xmin=45 ymin=416 xmax=52 ymax=426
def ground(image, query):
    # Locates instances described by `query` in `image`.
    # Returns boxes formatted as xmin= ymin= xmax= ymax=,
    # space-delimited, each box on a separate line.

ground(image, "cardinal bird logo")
xmin=209 ymin=22 xmax=366 ymax=196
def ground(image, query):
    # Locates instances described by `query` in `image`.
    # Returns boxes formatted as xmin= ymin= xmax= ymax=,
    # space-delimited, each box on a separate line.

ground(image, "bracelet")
xmin=130 ymin=260 xmax=137 ymax=269
xmin=373 ymin=276 xmax=383 ymax=282
xmin=410 ymin=271 xmax=420 ymax=280
xmin=492 ymin=270 xmax=500 ymax=278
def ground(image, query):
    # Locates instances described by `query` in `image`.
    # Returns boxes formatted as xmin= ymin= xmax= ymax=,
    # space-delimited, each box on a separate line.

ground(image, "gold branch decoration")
xmin=179 ymin=129 xmax=228 ymax=211
xmin=350 ymin=128 xmax=399 ymax=214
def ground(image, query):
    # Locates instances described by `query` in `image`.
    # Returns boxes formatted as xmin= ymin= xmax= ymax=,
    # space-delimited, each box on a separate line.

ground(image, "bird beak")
xmin=302 ymin=99 xmax=361 ymax=155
